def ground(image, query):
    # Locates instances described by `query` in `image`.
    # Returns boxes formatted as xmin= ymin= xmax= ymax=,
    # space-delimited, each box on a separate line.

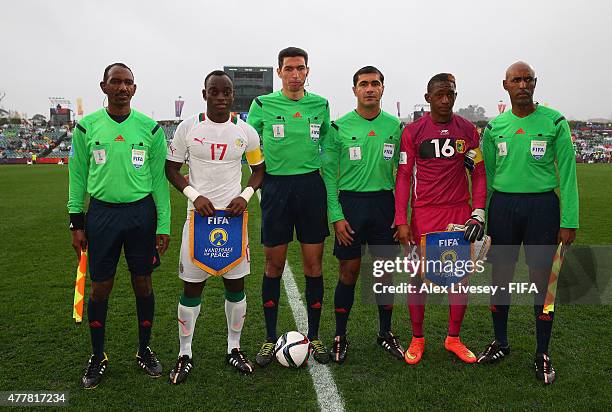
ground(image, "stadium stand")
xmin=573 ymin=124 xmax=612 ymax=163
xmin=0 ymin=124 xmax=68 ymax=161
xmin=1 ymin=118 xmax=609 ymax=163
xmin=160 ymin=123 xmax=178 ymax=143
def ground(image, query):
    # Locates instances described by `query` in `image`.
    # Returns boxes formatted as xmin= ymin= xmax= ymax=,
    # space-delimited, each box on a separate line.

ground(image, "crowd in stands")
xmin=573 ymin=125 xmax=612 ymax=163
xmin=0 ymin=125 xmax=70 ymax=159
xmin=1 ymin=118 xmax=610 ymax=164
xmin=160 ymin=123 xmax=178 ymax=143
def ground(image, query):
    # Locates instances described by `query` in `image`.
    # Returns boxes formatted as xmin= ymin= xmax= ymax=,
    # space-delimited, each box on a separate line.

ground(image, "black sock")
xmin=334 ymin=280 xmax=355 ymax=337
xmin=491 ymin=304 xmax=510 ymax=347
xmin=534 ymin=305 xmax=554 ymax=354
xmin=88 ymin=298 xmax=108 ymax=358
xmin=262 ymin=275 xmax=281 ymax=341
xmin=377 ymin=304 xmax=393 ymax=335
xmin=136 ymin=293 xmax=155 ymax=354
xmin=305 ymin=276 xmax=324 ymax=340
xmin=374 ymin=273 xmax=394 ymax=335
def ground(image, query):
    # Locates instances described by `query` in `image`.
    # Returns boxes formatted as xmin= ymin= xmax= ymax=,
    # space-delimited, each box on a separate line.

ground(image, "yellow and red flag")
xmin=543 ymin=243 xmax=565 ymax=314
xmin=72 ymin=250 xmax=87 ymax=324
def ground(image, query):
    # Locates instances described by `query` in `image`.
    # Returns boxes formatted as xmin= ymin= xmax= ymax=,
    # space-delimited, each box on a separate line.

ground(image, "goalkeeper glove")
xmin=464 ymin=149 xmax=478 ymax=172
xmin=464 ymin=208 xmax=485 ymax=242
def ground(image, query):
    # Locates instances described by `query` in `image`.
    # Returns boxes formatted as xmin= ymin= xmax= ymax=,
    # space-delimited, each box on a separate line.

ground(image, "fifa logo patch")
xmin=455 ymin=139 xmax=466 ymax=154
xmin=310 ymin=124 xmax=321 ymax=142
xmin=383 ymin=143 xmax=395 ymax=161
xmin=531 ymin=140 xmax=547 ymax=160
xmin=131 ymin=148 xmax=146 ymax=169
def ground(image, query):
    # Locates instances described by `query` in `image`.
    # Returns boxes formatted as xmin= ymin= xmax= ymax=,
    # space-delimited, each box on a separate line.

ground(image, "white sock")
xmin=178 ymin=302 xmax=200 ymax=358
xmin=225 ymin=297 xmax=246 ymax=354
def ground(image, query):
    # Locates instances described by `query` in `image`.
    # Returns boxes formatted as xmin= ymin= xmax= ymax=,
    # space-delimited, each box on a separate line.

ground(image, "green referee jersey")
xmin=482 ymin=104 xmax=579 ymax=228
xmin=321 ymin=110 xmax=402 ymax=223
xmin=67 ymin=108 xmax=171 ymax=234
xmin=247 ymin=90 xmax=330 ymax=175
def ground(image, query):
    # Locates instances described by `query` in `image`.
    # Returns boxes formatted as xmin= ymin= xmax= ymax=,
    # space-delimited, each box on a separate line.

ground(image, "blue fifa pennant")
xmin=420 ymin=231 xmax=474 ymax=287
xmin=190 ymin=209 xmax=248 ymax=276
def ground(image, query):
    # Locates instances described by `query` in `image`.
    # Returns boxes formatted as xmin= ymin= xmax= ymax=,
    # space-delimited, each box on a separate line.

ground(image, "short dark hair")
xmin=427 ymin=73 xmax=456 ymax=92
xmin=353 ymin=66 xmax=384 ymax=87
xmin=204 ymin=70 xmax=233 ymax=88
xmin=102 ymin=62 xmax=133 ymax=83
xmin=278 ymin=47 xmax=308 ymax=68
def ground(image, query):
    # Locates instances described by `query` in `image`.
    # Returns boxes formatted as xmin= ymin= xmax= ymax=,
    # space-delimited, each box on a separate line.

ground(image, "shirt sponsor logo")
xmin=293 ymin=112 xmax=302 ymax=118
xmin=531 ymin=140 xmax=547 ymax=160
xmin=515 ymin=128 xmax=526 ymax=135
xmin=383 ymin=143 xmax=395 ymax=161
xmin=367 ymin=130 xmax=377 ymax=136
xmin=193 ymin=137 xmax=205 ymax=145
xmin=114 ymin=135 xmax=125 ymax=142
xmin=132 ymin=148 xmax=146 ymax=169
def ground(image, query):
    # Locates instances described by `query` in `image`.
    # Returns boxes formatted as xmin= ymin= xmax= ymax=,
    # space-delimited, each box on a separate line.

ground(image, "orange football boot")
xmin=404 ymin=336 xmax=425 ymax=365
xmin=444 ymin=336 xmax=477 ymax=363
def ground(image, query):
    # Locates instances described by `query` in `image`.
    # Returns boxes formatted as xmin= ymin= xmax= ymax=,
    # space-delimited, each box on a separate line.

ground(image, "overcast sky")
xmin=2 ymin=0 xmax=611 ymax=121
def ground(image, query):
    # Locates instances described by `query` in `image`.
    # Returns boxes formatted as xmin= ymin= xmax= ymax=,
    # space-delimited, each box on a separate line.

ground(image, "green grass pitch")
xmin=0 ymin=164 xmax=610 ymax=410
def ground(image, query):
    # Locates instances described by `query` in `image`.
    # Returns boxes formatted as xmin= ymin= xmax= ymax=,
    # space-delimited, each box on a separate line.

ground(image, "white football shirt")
xmin=167 ymin=113 xmax=263 ymax=210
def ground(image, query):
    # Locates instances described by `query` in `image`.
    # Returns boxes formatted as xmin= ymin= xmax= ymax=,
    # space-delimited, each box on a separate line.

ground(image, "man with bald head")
xmin=478 ymin=62 xmax=579 ymax=384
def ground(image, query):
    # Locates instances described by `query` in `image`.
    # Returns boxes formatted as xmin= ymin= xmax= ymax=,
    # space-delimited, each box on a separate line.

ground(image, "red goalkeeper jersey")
xmin=394 ymin=113 xmax=486 ymax=225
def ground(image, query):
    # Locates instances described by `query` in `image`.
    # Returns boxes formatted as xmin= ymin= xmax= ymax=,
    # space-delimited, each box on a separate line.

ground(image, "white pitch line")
xmin=281 ymin=263 xmax=345 ymax=412
xmin=255 ymin=190 xmax=344 ymax=412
